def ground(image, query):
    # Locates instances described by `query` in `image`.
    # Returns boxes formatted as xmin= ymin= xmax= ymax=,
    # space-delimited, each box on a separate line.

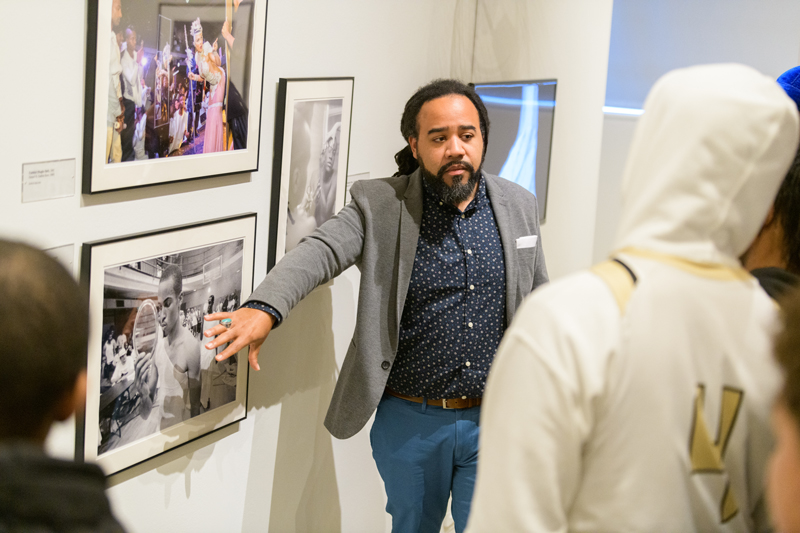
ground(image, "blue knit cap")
xmin=777 ymin=66 xmax=800 ymax=110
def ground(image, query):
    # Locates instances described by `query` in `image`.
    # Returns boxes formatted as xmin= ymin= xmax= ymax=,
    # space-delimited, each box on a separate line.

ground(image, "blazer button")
xmin=381 ymin=361 xmax=390 ymax=370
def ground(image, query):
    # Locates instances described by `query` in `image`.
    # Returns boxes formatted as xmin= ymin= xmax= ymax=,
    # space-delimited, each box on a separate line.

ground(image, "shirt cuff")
xmin=241 ymin=300 xmax=283 ymax=327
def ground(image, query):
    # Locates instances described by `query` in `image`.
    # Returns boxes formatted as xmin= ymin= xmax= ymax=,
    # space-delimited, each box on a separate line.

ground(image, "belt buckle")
xmin=442 ymin=398 xmax=452 ymax=409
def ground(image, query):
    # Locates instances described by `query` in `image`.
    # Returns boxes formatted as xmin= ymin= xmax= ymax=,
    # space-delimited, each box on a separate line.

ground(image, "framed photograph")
xmin=78 ymin=214 xmax=256 ymax=475
xmin=473 ymin=79 xmax=557 ymax=221
xmin=267 ymin=77 xmax=354 ymax=269
xmin=82 ymin=0 xmax=269 ymax=193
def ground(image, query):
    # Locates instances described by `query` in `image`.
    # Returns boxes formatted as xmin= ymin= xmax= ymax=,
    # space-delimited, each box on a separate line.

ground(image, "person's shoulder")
xmin=355 ymin=173 xmax=410 ymax=191
xmin=350 ymin=173 xmax=415 ymax=201
xmin=520 ymin=270 xmax=615 ymax=316
xmin=505 ymin=269 xmax=622 ymax=362
xmin=0 ymin=443 xmax=124 ymax=531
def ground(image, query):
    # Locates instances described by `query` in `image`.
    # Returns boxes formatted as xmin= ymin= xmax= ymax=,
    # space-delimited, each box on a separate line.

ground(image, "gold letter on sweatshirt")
xmin=689 ymin=384 xmax=743 ymax=523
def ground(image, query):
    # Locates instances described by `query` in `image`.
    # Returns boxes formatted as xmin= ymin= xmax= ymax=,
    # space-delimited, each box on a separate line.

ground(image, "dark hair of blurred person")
xmin=0 ymin=241 xmax=89 ymax=440
xmin=750 ymin=66 xmax=800 ymax=300
xmin=0 ymin=240 xmax=125 ymax=532
xmin=742 ymin=150 xmax=800 ymax=300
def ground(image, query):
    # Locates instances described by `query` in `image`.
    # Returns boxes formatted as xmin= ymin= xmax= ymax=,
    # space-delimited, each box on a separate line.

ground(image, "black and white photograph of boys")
xmin=97 ymin=239 xmax=244 ymax=455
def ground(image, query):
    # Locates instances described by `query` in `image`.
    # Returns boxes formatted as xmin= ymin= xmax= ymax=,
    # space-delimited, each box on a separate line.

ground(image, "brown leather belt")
xmin=385 ymin=387 xmax=482 ymax=409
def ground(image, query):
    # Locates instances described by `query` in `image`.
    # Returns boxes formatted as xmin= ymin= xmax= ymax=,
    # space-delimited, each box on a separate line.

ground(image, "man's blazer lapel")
xmin=396 ymin=170 xmax=423 ymax=339
xmin=484 ymin=174 xmax=518 ymax=327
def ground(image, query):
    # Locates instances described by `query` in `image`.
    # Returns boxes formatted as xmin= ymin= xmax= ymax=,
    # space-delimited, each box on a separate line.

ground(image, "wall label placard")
xmin=22 ymin=158 xmax=76 ymax=203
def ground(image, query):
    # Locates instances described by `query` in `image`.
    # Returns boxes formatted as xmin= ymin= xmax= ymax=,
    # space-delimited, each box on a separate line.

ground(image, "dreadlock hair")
xmin=774 ymin=149 xmax=800 ymax=274
xmin=393 ymin=79 xmax=490 ymax=177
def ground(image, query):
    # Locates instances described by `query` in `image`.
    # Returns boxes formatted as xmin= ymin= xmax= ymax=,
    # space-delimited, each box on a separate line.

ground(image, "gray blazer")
xmin=248 ymin=169 xmax=548 ymax=439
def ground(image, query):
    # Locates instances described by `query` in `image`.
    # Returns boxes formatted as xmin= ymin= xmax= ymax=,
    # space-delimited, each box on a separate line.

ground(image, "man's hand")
xmin=204 ymin=307 xmax=275 ymax=371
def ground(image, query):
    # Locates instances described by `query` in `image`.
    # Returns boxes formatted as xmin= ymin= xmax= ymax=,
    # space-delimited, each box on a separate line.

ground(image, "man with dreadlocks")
xmin=204 ymin=79 xmax=548 ymax=532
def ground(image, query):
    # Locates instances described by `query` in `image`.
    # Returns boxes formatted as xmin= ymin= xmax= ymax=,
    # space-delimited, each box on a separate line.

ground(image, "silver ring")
xmin=221 ymin=318 xmax=232 ymax=329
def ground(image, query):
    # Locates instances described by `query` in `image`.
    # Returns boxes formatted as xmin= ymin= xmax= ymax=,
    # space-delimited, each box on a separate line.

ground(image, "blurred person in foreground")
xmin=467 ymin=64 xmax=799 ymax=532
xmin=769 ymin=288 xmax=800 ymax=533
xmin=0 ymin=241 xmax=125 ymax=532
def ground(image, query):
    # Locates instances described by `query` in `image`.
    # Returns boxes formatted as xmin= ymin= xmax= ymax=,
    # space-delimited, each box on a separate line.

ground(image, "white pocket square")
xmin=516 ymin=235 xmax=538 ymax=249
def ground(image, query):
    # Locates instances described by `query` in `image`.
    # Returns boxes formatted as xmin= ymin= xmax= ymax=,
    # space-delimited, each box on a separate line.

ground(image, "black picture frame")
xmin=82 ymin=0 xmax=268 ymax=193
xmin=77 ymin=214 xmax=256 ymax=475
xmin=472 ymin=79 xmax=557 ymax=221
xmin=267 ymin=77 xmax=355 ymax=270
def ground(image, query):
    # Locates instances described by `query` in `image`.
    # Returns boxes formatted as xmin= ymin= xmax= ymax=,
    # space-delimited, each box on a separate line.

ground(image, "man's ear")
xmin=409 ymin=137 xmax=418 ymax=159
xmin=53 ymin=370 xmax=87 ymax=422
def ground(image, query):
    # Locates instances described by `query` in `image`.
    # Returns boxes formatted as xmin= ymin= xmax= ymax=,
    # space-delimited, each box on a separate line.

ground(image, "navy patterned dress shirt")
xmin=386 ymin=174 xmax=506 ymax=399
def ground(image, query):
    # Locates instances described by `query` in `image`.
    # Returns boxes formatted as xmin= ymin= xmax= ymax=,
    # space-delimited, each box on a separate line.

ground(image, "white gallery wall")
xmin=592 ymin=113 xmax=637 ymax=264
xmin=593 ymin=0 xmax=800 ymax=263
xmin=0 ymin=0 xmax=612 ymax=531
xmin=605 ymin=0 xmax=800 ymax=110
xmin=468 ymin=0 xmax=614 ymax=279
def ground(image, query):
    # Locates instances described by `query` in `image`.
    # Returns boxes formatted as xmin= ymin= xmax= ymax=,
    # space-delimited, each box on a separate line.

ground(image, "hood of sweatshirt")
xmin=614 ymin=63 xmax=799 ymax=267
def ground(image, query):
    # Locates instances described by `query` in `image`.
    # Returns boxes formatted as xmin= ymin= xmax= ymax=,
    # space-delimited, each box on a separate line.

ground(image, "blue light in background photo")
xmin=499 ymin=84 xmax=539 ymax=193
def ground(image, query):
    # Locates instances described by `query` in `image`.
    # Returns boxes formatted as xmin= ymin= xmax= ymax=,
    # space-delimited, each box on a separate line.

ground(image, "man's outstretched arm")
xmin=203 ymin=184 xmax=368 ymax=370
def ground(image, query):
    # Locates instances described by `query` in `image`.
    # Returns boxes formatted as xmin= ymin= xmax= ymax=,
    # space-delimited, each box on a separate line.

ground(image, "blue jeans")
xmin=370 ymin=394 xmax=481 ymax=533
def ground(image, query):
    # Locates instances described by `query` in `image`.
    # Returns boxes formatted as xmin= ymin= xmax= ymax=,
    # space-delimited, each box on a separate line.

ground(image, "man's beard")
xmin=420 ymin=158 xmax=481 ymax=206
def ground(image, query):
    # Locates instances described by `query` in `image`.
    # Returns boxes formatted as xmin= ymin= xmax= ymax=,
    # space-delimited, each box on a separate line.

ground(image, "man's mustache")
xmin=438 ymin=160 xmax=475 ymax=177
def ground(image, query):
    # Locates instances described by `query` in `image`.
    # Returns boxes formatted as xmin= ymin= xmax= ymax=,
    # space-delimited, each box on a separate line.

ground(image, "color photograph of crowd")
xmin=105 ymin=0 xmax=254 ymax=164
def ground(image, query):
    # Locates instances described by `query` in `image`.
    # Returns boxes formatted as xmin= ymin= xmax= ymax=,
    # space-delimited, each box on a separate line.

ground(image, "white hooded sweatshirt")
xmin=467 ymin=64 xmax=799 ymax=533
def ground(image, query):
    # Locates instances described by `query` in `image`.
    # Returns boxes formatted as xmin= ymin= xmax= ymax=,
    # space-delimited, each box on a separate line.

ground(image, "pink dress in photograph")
xmin=196 ymin=46 xmax=226 ymax=153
